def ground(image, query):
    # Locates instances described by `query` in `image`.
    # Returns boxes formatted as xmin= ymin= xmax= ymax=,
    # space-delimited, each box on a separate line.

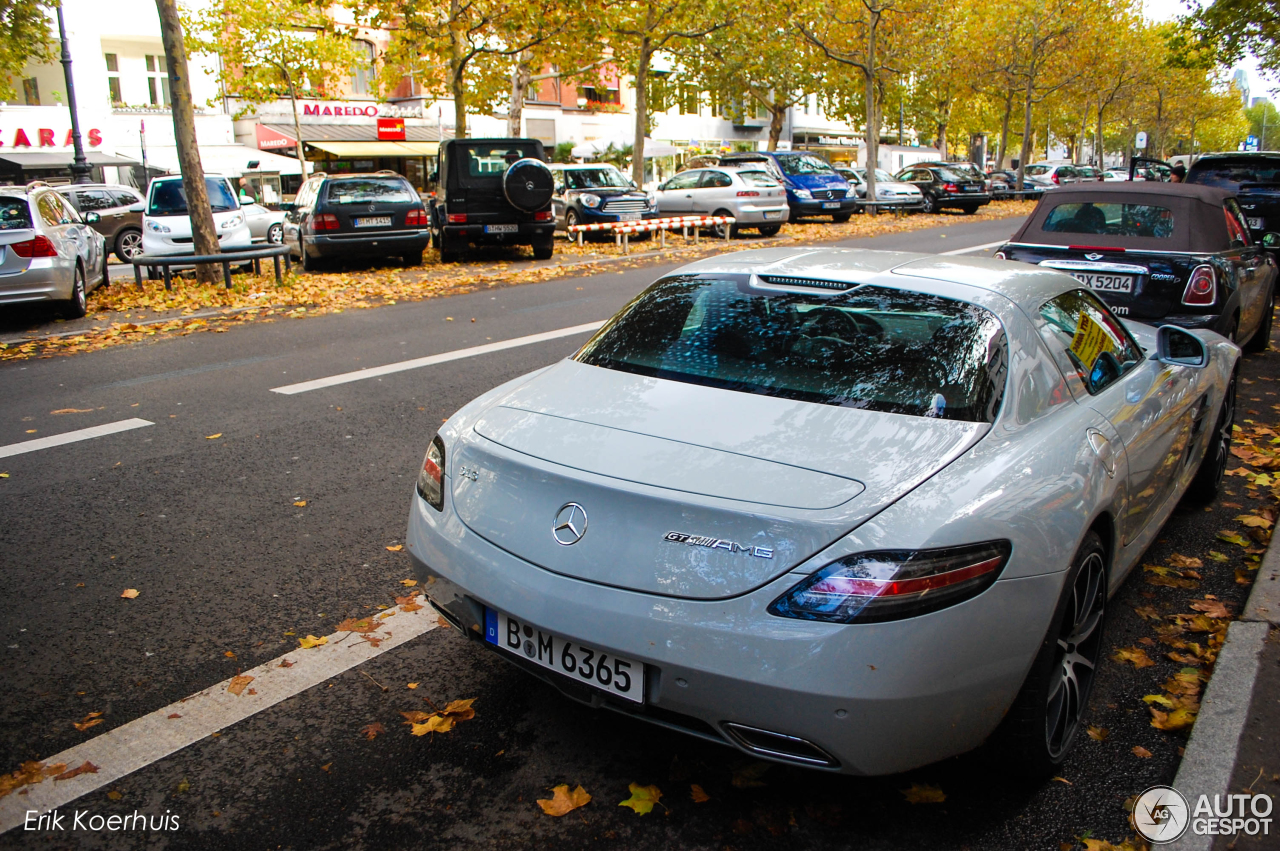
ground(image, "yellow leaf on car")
xmin=537 ymin=784 xmax=592 ymax=816
xmin=619 ymin=782 xmax=662 ymax=815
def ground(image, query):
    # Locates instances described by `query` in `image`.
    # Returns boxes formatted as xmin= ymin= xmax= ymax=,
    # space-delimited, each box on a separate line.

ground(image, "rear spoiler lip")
xmin=1001 ymin=241 xmax=1211 ymax=258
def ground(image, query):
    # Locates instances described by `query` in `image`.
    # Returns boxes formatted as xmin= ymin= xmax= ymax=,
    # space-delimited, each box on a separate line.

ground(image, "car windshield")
xmin=0 ymin=197 xmax=33 ymax=229
xmin=457 ymin=143 xmax=539 ymax=188
xmin=148 ymin=178 xmax=237 ymax=215
xmin=564 ymin=167 xmax=631 ymax=190
xmin=739 ymin=171 xmax=781 ymax=187
xmin=774 ymin=154 xmax=836 ymax=176
xmin=324 ymin=178 xmax=415 ymax=204
xmin=1187 ymin=158 xmax=1280 ymax=190
xmin=1043 ymin=202 xmax=1174 ymax=238
xmin=575 ymin=274 xmax=1008 ymax=422
xmin=856 ymin=168 xmax=897 ymax=183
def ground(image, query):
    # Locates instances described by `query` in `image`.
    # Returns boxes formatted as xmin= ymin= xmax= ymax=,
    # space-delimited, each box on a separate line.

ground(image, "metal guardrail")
xmin=131 ymin=244 xmax=293 ymax=290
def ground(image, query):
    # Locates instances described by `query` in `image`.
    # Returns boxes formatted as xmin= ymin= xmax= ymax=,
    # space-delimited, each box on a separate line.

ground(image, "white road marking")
xmin=939 ymin=239 xmax=1008 ymax=256
xmin=0 ymin=606 xmax=439 ymax=833
xmin=270 ymin=321 xmax=606 ymax=395
xmin=0 ymin=419 xmax=153 ymax=460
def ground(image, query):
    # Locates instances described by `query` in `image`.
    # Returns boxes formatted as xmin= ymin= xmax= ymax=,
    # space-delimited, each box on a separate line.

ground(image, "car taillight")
xmin=1182 ymin=264 xmax=1217 ymax=306
xmin=9 ymin=235 xmax=57 ymax=258
xmin=943 ymin=183 xmax=958 ymax=192
xmin=994 ymin=251 xmax=1007 ymax=260
xmin=416 ymin=436 xmax=445 ymax=511
xmin=405 ymin=209 xmax=428 ymax=226
xmin=768 ymin=541 xmax=1011 ymax=624
xmin=534 ymin=210 xmax=553 ymax=221
xmin=737 ymin=190 xmax=760 ymax=197
xmin=447 ymin=213 xmax=467 ymax=224
xmin=310 ymin=213 xmax=339 ymax=232
xmin=1051 ymin=173 xmax=1061 ymax=184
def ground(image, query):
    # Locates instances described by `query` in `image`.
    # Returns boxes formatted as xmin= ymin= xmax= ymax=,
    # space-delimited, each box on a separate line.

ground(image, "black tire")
xmin=961 ymin=204 xmax=979 ymax=215
xmin=114 ymin=228 xmax=143 ymax=263
xmin=64 ymin=264 xmax=87 ymax=319
xmin=831 ymin=212 xmax=852 ymax=223
xmin=921 ymin=193 xmax=937 ymax=214
xmin=403 ymin=250 xmax=424 ymax=267
xmin=1187 ymin=374 xmax=1236 ymax=504
xmin=300 ymin=239 xmax=320 ymax=272
xmin=531 ymin=238 xmax=554 ymax=261
xmin=992 ymin=531 xmax=1107 ymax=777
xmin=439 ymin=234 xmax=462 ymax=263
xmin=1243 ymin=291 xmax=1274 ymax=353
xmin=266 ymin=223 xmax=284 ymax=245
xmin=788 ymin=208 xmax=803 ymax=224
xmin=758 ymin=224 xmax=782 ymax=236
xmin=711 ymin=209 xmax=739 ymax=239
xmin=565 ymin=208 xmax=581 ymax=235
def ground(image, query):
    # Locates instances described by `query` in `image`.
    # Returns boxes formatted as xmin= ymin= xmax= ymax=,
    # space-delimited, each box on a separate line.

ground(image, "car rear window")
xmin=324 ymin=178 xmax=415 ymax=204
xmin=1025 ymin=165 xmax=1051 ymax=176
xmin=1043 ymin=202 xmax=1174 ymax=238
xmin=456 ymin=144 xmax=539 ymax=188
xmin=1187 ymin=158 xmax=1280 ymax=190
xmin=575 ymin=274 xmax=1008 ymax=422
xmin=740 ymin=171 xmax=781 ymax=188
xmin=148 ymin=178 xmax=237 ymax=215
xmin=0 ymin=197 xmax=33 ymax=229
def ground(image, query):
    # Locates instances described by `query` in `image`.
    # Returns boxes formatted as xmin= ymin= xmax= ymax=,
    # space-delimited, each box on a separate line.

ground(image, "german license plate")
xmin=485 ymin=608 xmax=644 ymax=703
xmin=484 ymin=224 xmax=518 ymax=234
xmin=1072 ymin=272 xmax=1135 ymax=293
xmin=821 ymin=201 xmax=840 ymax=209
xmin=1249 ymin=217 xmax=1264 ymax=230
xmin=354 ymin=216 xmax=392 ymax=228
xmin=963 ymin=185 xmax=980 ymax=191
xmin=618 ymin=212 xmax=641 ymax=222
xmin=763 ymin=210 xmax=782 ymax=219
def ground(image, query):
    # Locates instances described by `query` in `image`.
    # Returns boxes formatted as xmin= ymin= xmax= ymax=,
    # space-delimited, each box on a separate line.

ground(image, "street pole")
xmin=56 ymin=3 xmax=92 ymax=185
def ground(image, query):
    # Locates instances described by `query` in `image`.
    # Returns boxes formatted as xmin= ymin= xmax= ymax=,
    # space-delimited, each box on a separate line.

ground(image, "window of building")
xmin=22 ymin=77 xmax=39 ymax=106
xmin=105 ymin=54 xmax=121 ymax=104
xmin=145 ymin=54 xmax=169 ymax=107
xmin=582 ymin=85 xmax=620 ymax=106
xmin=351 ymin=41 xmax=376 ymax=96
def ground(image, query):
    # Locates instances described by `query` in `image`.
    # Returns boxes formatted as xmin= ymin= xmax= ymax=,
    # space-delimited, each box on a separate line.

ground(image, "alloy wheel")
xmin=1045 ymin=552 xmax=1105 ymax=758
xmin=267 ymin=223 xmax=284 ymax=244
xmin=118 ymin=230 xmax=143 ymax=261
xmin=922 ymin=194 xmax=936 ymax=214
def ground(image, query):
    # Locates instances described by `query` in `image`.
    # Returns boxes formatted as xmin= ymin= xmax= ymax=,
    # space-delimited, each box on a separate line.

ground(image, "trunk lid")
xmin=450 ymin=361 xmax=988 ymax=599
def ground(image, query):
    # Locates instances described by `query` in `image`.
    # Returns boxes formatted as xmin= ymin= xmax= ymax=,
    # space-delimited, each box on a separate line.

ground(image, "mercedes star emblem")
xmin=553 ymin=502 xmax=588 ymax=546
xmin=525 ymin=181 xmax=536 ymax=191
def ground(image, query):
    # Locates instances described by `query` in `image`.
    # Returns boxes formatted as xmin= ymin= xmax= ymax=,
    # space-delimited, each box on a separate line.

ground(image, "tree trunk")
xmin=1096 ymin=104 xmax=1105 ymax=169
xmin=631 ymin=38 xmax=651 ymax=186
xmin=155 ymin=0 xmax=218 ymax=283
xmin=508 ymin=56 xmax=532 ymax=138
xmin=285 ymin=73 xmax=308 ymax=183
xmin=1077 ymin=110 xmax=1088 ymax=164
xmin=767 ymin=102 xmax=785 ymax=151
xmin=936 ymin=120 xmax=948 ymax=161
xmin=450 ymin=0 xmax=468 ymax=138
xmin=1016 ymin=79 xmax=1033 ymax=190
xmin=863 ymin=16 xmax=879 ymax=215
xmin=997 ymin=90 xmax=1013 ymax=169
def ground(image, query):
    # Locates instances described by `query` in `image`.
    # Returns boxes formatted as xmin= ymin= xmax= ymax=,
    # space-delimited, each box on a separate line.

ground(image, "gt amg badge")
xmin=664 ymin=532 xmax=773 ymax=559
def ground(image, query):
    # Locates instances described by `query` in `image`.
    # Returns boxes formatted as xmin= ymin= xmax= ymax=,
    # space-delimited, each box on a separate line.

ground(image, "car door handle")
xmin=1087 ymin=429 xmax=1117 ymax=477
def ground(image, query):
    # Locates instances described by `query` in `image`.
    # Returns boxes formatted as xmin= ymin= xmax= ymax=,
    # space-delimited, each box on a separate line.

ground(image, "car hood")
xmin=448 ymin=360 xmax=988 ymax=599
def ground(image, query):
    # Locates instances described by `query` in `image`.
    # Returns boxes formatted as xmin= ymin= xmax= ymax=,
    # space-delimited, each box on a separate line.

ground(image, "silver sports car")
xmin=406 ymin=248 xmax=1238 ymax=776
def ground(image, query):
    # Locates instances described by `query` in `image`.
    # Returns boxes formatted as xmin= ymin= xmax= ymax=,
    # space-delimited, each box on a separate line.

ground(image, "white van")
xmin=134 ymin=174 xmax=252 ymax=256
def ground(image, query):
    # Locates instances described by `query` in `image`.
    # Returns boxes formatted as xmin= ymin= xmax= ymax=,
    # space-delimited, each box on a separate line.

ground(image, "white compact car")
xmin=135 ymin=174 xmax=252 ymax=256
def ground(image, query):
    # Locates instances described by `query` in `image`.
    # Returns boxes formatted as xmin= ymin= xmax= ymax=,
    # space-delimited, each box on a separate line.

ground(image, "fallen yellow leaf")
xmin=900 ymin=783 xmax=946 ymax=804
xmin=1087 ymin=725 xmax=1109 ymax=741
xmin=690 ymin=784 xmax=710 ymax=803
xmin=619 ymin=782 xmax=662 ymax=815
xmin=410 ymin=715 xmax=455 ymax=735
xmin=1132 ymin=745 xmax=1153 ymax=758
xmin=537 ymin=784 xmax=592 ymax=816
xmin=205 ymin=433 xmax=222 ymax=440
xmin=293 ymin=500 xmax=307 ymax=507
xmin=227 ymin=675 xmax=254 ymax=696
xmin=120 ymin=588 xmax=139 ymax=599
xmin=387 ymin=545 xmax=404 ymax=552
xmin=360 ymin=722 xmax=385 ymax=740
xmin=406 ymin=682 xmax=419 ymax=689
xmin=1111 ymin=646 xmax=1155 ymax=668
xmin=399 ymin=578 xmax=416 ymax=586
xmin=298 ymin=635 xmax=328 ymax=649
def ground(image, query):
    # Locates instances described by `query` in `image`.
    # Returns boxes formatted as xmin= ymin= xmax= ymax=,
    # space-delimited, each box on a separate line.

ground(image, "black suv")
xmin=431 ymin=138 xmax=555 ymax=262
xmin=282 ymin=171 xmax=430 ymax=271
xmin=894 ymin=163 xmax=990 ymax=214
xmin=1186 ymin=152 xmax=1280 ymax=242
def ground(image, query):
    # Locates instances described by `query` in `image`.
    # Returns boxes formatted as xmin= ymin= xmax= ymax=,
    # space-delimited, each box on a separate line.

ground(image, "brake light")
xmin=943 ymin=183 xmax=958 ymax=192
xmin=769 ymin=541 xmax=1011 ymax=624
xmin=405 ymin=209 xmax=428 ymax=226
xmin=1182 ymin=264 xmax=1217 ymax=306
xmin=737 ymin=191 xmax=760 ymax=197
xmin=447 ymin=213 xmax=467 ymax=224
xmin=416 ymin=436 xmax=445 ymax=511
xmin=310 ymin=213 xmax=339 ymax=232
xmin=9 ymin=235 xmax=57 ymax=257
xmin=534 ymin=210 xmax=553 ymax=221
xmin=1052 ymin=173 xmax=1060 ymax=184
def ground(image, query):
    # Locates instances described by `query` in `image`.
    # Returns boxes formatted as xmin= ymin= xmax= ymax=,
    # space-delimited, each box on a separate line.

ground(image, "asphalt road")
xmin=3 ymin=215 xmax=1267 ymax=850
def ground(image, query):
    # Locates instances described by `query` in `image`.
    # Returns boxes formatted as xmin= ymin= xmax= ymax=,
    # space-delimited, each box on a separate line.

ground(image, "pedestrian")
xmin=1170 ymin=163 xmax=1186 ymax=183
xmin=238 ymin=176 xmax=257 ymax=203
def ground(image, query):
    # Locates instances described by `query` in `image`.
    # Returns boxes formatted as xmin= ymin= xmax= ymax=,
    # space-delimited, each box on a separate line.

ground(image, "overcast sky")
xmin=1144 ymin=0 xmax=1275 ymax=99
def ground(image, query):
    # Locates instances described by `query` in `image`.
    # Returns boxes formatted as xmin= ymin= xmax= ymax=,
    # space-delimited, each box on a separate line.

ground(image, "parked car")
xmin=835 ymin=167 xmax=924 ymax=210
xmin=1023 ymin=163 xmax=1084 ymax=187
xmin=135 ymin=174 xmax=251 ymax=259
xmin=987 ymin=170 xmax=1014 ymax=199
xmin=429 ymin=138 xmax=555 ymax=262
xmin=893 ymin=163 xmax=991 ymax=213
xmin=996 ymin=183 xmax=1277 ymax=350
xmin=653 ymin=167 xmax=788 ymax=236
xmin=717 ymin=152 xmax=856 ymax=222
xmin=407 ymin=246 xmax=1238 ymax=777
xmin=1185 ymin=152 xmax=1280 ymax=242
xmin=549 ymin=163 xmax=657 ymax=234
xmin=56 ymin=183 xmax=143 ymax=262
xmin=0 ymin=183 xmax=108 ymax=317
xmin=1101 ymin=170 xmax=1129 ymax=182
xmin=283 ymin=171 xmax=432 ymax=271
xmin=1075 ymin=166 xmax=1104 ymax=182
xmin=241 ymin=202 xmax=287 ymax=244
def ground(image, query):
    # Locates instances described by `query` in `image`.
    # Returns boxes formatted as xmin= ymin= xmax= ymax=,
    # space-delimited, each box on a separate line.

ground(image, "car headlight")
xmin=646 ymin=192 xmax=657 ymax=207
xmin=146 ymin=220 xmax=171 ymax=234
xmin=416 ymin=436 xmax=445 ymax=511
xmin=581 ymin=193 xmax=602 ymax=208
xmin=768 ymin=541 xmax=1011 ymax=624
xmin=221 ymin=214 xmax=245 ymax=229
xmin=792 ymin=187 xmax=812 ymax=200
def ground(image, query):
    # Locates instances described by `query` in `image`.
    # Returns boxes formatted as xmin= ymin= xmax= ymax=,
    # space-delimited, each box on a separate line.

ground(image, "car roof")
xmin=671 ymin=247 xmax=1074 ymax=314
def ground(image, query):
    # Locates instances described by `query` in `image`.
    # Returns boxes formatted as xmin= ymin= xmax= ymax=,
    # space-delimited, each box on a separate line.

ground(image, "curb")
xmin=1165 ymin=531 xmax=1280 ymax=850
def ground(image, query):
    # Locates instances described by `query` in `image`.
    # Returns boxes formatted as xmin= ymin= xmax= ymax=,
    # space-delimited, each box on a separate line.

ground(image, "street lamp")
xmin=56 ymin=3 xmax=92 ymax=184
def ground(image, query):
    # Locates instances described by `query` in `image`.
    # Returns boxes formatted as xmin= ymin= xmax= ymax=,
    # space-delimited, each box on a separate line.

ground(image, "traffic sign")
xmin=1136 ymin=131 xmax=1148 ymax=149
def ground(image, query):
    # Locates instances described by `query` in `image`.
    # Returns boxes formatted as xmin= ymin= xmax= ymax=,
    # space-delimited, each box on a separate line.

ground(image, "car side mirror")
xmin=1263 ymin=232 xmax=1280 ymax=249
xmin=128 ymin=202 xmax=145 ymax=213
xmin=1156 ymin=325 xmax=1208 ymax=366
xmin=84 ymin=212 xmax=100 ymax=224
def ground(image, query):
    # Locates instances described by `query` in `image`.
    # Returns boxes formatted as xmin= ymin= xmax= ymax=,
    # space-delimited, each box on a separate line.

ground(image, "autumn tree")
xmin=184 ymin=0 xmax=366 ymax=179
xmin=1187 ymin=0 xmax=1280 ymax=76
xmin=0 ymin=0 xmax=54 ymax=101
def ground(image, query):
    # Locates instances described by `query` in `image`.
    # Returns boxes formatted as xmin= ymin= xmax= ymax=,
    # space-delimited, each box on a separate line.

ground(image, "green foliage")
xmin=595 ymin=142 xmax=633 ymax=169
xmin=0 ymin=0 xmax=55 ymax=102
xmin=552 ymin=142 xmax=576 ymax=163
xmin=1189 ymin=0 xmax=1280 ymax=76
xmin=1247 ymin=101 xmax=1280 ymax=149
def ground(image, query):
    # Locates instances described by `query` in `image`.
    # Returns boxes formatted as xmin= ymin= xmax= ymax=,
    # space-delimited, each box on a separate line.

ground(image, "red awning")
xmin=255 ymin=124 xmax=296 ymax=151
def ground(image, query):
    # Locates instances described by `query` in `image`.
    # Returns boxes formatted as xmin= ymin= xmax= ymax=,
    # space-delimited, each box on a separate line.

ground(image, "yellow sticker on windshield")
xmin=1069 ymin=311 xmax=1116 ymax=369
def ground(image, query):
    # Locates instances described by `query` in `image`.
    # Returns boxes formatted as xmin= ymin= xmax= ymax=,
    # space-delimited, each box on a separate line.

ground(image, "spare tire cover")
xmin=504 ymin=158 xmax=554 ymax=212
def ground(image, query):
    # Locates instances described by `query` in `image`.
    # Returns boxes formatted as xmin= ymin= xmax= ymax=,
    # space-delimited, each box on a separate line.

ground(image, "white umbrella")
xmin=570 ymin=137 xmax=679 ymax=159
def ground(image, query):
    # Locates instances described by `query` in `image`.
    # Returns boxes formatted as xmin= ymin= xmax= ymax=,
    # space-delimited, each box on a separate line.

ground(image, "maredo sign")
xmin=0 ymin=128 xmax=103 ymax=148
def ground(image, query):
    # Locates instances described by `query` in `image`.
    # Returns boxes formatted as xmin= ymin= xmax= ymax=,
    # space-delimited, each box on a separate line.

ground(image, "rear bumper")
xmin=938 ymin=193 xmax=991 ymax=206
xmin=0 ymin=260 xmax=73 ymax=304
xmin=731 ymin=204 xmax=790 ymax=224
xmin=443 ymin=223 xmax=555 ymax=245
xmin=307 ymin=230 xmax=431 ymax=258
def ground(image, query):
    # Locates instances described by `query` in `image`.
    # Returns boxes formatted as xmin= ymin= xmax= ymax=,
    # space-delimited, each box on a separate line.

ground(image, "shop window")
xmin=352 ymin=41 xmax=376 ymax=96
xmin=22 ymin=77 xmax=39 ymax=106
xmin=145 ymin=54 xmax=170 ymax=107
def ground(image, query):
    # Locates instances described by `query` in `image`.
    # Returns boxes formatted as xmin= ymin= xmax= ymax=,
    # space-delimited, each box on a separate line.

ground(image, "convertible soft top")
xmin=1009 ymin=182 xmax=1236 ymax=253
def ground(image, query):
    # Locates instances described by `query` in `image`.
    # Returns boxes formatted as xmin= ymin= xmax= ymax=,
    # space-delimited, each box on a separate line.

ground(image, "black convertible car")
xmin=996 ymin=183 xmax=1278 ymax=351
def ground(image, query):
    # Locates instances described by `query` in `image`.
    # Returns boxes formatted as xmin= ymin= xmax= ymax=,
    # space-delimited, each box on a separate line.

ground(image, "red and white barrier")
xmin=567 ymin=215 xmax=737 ymax=252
